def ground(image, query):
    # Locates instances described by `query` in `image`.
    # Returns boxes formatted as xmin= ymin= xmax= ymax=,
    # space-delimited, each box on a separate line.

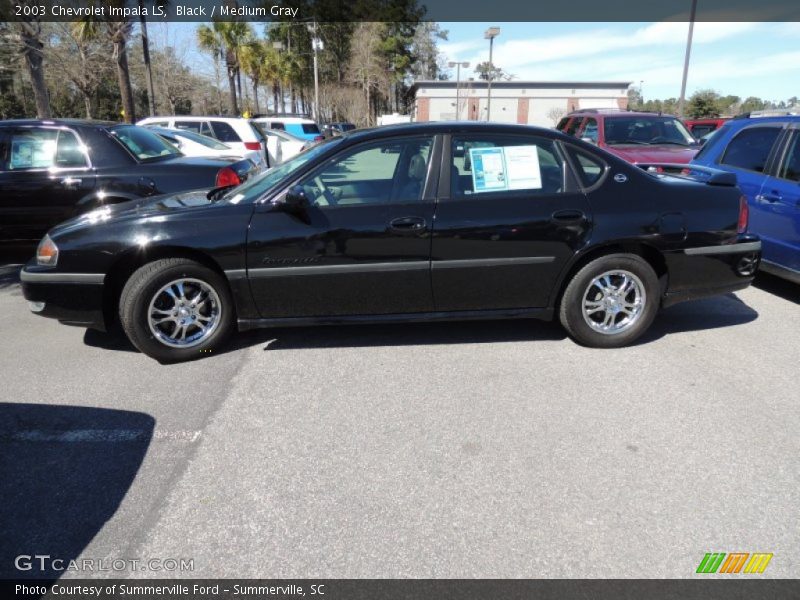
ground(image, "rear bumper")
xmin=662 ymin=238 xmax=761 ymax=308
xmin=20 ymin=265 xmax=107 ymax=330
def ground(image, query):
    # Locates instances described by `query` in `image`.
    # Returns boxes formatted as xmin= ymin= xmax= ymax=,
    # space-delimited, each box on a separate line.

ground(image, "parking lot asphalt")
xmin=0 ymin=251 xmax=797 ymax=579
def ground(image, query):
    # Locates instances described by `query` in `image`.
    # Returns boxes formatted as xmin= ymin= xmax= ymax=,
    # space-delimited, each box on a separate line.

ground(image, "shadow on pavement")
xmin=753 ymin=271 xmax=800 ymax=304
xmin=0 ymin=403 xmax=154 ymax=581
xmin=249 ymin=318 xmax=568 ymax=352
xmin=81 ymin=291 xmax=760 ymax=357
xmin=638 ymin=293 xmax=758 ymax=344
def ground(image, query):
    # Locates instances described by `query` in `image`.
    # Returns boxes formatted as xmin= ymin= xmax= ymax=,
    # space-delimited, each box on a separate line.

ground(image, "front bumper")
xmin=662 ymin=238 xmax=761 ymax=308
xmin=20 ymin=264 xmax=107 ymax=330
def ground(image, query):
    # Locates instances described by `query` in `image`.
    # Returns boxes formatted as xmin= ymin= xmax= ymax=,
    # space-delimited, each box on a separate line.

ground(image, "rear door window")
xmin=4 ymin=128 xmax=88 ymax=170
xmin=720 ymin=126 xmax=782 ymax=173
xmin=301 ymin=123 xmax=321 ymax=134
xmin=210 ymin=121 xmax=242 ymax=143
xmin=450 ymin=135 xmax=564 ymax=197
xmin=777 ymin=132 xmax=800 ymax=182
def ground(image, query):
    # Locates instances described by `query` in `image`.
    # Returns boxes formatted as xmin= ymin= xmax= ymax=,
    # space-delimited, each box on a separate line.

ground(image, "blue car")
xmin=692 ymin=115 xmax=800 ymax=283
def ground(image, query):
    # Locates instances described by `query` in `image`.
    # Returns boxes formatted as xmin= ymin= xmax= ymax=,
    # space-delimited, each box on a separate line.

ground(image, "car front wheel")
xmin=119 ymin=258 xmax=234 ymax=362
xmin=559 ymin=253 xmax=660 ymax=348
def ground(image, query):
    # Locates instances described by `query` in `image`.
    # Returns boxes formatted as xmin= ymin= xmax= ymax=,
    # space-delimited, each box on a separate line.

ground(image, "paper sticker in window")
xmin=10 ymin=138 xmax=56 ymax=170
xmin=469 ymin=145 xmax=542 ymax=193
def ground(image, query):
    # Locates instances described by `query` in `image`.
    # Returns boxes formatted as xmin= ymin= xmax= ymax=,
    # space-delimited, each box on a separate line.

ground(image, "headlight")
xmin=36 ymin=235 xmax=59 ymax=266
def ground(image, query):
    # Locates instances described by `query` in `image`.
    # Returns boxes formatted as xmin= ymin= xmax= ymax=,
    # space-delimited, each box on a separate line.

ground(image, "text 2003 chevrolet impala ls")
xmin=21 ymin=122 xmax=761 ymax=362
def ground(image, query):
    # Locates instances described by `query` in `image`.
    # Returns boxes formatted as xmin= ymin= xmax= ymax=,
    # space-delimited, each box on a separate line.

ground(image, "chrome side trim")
xmin=683 ymin=241 xmax=761 ymax=255
xmin=224 ymin=269 xmax=248 ymax=281
xmin=760 ymin=259 xmax=800 ymax=284
xmin=241 ymin=261 xmax=430 ymax=278
xmin=20 ymin=270 xmax=105 ymax=284
xmin=431 ymin=257 xmax=556 ymax=269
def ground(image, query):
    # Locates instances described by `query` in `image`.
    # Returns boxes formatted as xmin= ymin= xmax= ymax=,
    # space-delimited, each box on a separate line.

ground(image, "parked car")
xmin=557 ymin=109 xmax=700 ymax=168
xmin=691 ymin=114 xmax=800 ymax=283
xmin=136 ymin=116 xmax=268 ymax=170
xmin=21 ymin=122 xmax=760 ymax=361
xmin=0 ymin=120 xmax=257 ymax=243
xmin=250 ymin=122 xmax=307 ymax=165
xmin=146 ymin=126 xmax=260 ymax=163
xmin=252 ymin=115 xmax=324 ymax=142
xmin=321 ymin=122 xmax=356 ymax=138
xmin=684 ymin=117 xmax=731 ymax=140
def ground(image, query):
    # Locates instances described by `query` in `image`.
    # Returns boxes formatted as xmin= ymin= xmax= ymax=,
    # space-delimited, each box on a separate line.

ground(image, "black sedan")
xmin=21 ymin=122 xmax=761 ymax=362
xmin=0 ymin=119 xmax=257 ymax=242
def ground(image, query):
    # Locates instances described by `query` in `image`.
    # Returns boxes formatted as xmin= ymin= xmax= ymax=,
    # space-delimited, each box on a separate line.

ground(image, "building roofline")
xmin=411 ymin=80 xmax=632 ymax=92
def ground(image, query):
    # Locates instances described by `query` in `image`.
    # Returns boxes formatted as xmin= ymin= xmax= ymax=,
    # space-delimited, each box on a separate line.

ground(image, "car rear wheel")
xmin=119 ymin=258 xmax=234 ymax=362
xmin=559 ymin=254 xmax=660 ymax=348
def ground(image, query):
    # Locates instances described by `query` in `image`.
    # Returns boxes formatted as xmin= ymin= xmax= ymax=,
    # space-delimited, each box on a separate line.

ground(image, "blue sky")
xmin=438 ymin=22 xmax=800 ymax=102
xmin=155 ymin=21 xmax=800 ymax=103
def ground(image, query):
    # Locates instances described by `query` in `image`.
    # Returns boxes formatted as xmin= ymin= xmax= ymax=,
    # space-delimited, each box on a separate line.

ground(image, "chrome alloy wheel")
xmin=581 ymin=270 xmax=646 ymax=335
xmin=147 ymin=278 xmax=221 ymax=348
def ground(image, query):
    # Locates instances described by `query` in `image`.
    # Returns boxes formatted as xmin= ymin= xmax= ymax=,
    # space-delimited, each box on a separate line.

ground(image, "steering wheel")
xmin=314 ymin=176 xmax=338 ymax=206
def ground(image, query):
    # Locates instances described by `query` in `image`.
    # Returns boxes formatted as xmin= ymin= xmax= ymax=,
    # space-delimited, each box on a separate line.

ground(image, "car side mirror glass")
xmin=275 ymin=185 xmax=309 ymax=213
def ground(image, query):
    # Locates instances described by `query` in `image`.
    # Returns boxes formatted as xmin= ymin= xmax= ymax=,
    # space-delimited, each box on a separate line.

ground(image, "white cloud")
xmin=444 ymin=22 xmax=760 ymax=76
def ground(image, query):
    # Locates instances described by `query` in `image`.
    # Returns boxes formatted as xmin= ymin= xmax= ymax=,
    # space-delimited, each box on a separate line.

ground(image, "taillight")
xmin=313 ymin=135 xmax=324 ymax=142
xmin=215 ymin=166 xmax=241 ymax=188
xmin=244 ymin=142 xmax=261 ymax=151
xmin=737 ymin=195 xmax=749 ymax=233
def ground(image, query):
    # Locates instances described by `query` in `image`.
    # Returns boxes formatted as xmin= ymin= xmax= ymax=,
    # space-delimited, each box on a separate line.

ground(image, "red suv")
xmin=683 ymin=117 xmax=730 ymax=139
xmin=557 ymin=109 xmax=700 ymax=167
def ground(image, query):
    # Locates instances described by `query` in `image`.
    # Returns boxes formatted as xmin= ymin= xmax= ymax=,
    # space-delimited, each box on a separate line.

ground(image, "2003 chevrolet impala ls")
xmin=21 ymin=122 xmax=761 ymax=362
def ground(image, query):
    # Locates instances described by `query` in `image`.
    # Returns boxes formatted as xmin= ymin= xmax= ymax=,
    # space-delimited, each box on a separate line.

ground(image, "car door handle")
xmin=390 ymin=216 xmax=426 ymax=232
xmin=551 ymin=209 xmax=587 ymax=223
xmin=60 ymin=177 xmax=81 ymax=188
xmin=756 ymin=193 xmax=782 ymax=203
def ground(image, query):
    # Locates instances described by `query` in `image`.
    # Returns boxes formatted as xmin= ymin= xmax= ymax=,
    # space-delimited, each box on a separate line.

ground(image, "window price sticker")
xmin=469 ymin=145 xmax=542 ymax=193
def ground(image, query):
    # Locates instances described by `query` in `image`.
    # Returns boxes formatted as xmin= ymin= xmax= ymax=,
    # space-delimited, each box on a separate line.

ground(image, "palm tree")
xmin=260 ymin=46 xmax=283 ymax=113
xmin=239 ymin=40 xmax=268 ymax=115
xmin=280 ymin=49 xmax=305 ymax=114
xmin=197 ymin=21 xmax=251 ymax=116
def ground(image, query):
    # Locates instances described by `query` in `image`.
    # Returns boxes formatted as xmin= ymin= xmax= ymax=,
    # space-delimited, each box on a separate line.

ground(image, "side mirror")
xmin=273 ymin=185 xmax=309 ymax=213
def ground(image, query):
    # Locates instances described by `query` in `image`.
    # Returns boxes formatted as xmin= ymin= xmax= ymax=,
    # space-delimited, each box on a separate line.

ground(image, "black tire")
xmin=559 ymin=253 xmax=660 ymax=348
xmin=119 ymin=258 xmax=234 ymax=362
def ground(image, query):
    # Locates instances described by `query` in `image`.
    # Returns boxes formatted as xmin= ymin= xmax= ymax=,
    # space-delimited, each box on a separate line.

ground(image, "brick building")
xmin=411 ymin=80 xmax=632 ymax=127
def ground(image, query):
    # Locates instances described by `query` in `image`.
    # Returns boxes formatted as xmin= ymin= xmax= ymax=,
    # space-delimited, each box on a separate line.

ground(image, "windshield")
xmin=110 ymin=125 xmax=182 ymax=160
xmin=221 ymin=137 xmax=341 ymax=203
xmin=604 ymin=117 xmax=695 ymax=146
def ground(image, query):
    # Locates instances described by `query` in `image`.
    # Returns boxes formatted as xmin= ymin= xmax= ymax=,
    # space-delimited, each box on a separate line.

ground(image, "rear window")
xmin=210 ymin=121 xmax=242 ymax=143
xmin=564 ymin=117 xmax=583 ymax=136
xmin=720 ymin=126 xmax=782 ymax=173
xmin=302 ymin=123 xmax=321 ymax=134
xmin=270 ymin=122 xmax=286 ymax=131
xmin=110 ymin=125 xmax=181 ymax=161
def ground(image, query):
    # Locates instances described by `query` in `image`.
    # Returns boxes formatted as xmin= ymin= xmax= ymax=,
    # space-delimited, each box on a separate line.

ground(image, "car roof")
xmin=722 ymin=115 xmax=800 ymax=130
xmin=569 ymin=111 xmax=680 ymax=119
xmin=339 ymin=121 xmax=561 ymax=141
xmin=0 ymin=118 xmax=117 ymax=129
xmin=138 ymin=116 xmax=249 ymax=123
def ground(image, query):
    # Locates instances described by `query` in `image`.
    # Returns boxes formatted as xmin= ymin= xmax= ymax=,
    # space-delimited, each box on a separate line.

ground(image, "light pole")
xmin=677 ymin=0 xmax=698 ymax=118
xmin=448 ymin=61 xmax=470 ymax=120
xmin=484 ymin=27 xmax=500 ymax=121
xmin=307 ymin=22 xmax=322 ymax=122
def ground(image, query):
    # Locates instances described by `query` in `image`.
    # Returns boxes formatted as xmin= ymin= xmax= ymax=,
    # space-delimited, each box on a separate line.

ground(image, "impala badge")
xmin=614 ymin=173 xmax=628 ymax=183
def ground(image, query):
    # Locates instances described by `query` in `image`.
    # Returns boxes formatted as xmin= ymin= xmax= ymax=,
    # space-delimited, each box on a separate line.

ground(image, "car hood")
xmin=50 ymin=189 xmax=219 ymax=236
xmin=604 ymin=144 xmax=698 ymax=164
